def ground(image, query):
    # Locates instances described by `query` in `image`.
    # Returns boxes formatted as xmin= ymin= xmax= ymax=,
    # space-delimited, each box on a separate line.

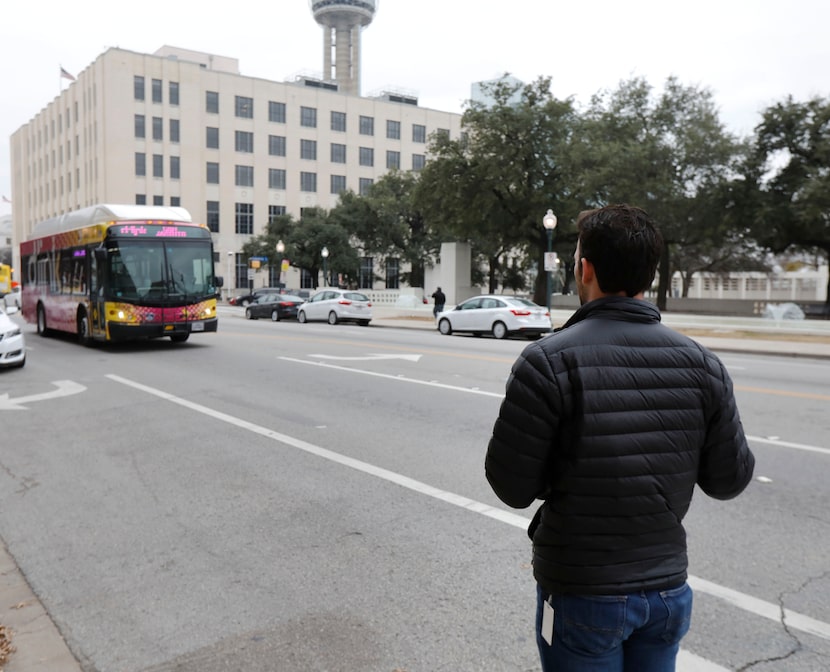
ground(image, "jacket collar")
xmin=556 ymin=296 xmax=661 ymax=332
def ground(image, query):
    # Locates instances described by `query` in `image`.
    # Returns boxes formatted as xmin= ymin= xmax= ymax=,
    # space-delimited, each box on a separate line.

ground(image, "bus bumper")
xmin=108 ymin=318 xmax=218 ymax=341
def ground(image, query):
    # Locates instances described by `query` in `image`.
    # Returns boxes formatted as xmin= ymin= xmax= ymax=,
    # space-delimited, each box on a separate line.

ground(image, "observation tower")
xmin=310 ymin=0 xmax=377 ymax=96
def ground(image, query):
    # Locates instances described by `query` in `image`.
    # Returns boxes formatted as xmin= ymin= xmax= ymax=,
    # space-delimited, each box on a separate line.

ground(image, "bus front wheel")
xmin=36 ymin=304 xmax=50 ymax=337
xmin=170 ymin=333 xmax=190 ymax=343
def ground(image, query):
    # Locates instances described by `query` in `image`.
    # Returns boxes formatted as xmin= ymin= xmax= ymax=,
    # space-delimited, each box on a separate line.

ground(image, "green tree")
xmin=744 ymin=95 xmax=830 ymax=303
xmin=573 ymin=77 xmax=741 ymax=309
xmin=416 ymin=76 xmax=580 ymax=303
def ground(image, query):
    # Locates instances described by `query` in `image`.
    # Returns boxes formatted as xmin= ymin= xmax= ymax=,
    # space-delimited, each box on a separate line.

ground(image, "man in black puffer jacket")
xmin=485 ymin=204 xmax=754 ymax=671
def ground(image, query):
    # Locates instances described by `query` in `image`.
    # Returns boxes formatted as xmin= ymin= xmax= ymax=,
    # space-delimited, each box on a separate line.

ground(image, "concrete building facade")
xmin=9 ymin=45 xmax=462 ymax=292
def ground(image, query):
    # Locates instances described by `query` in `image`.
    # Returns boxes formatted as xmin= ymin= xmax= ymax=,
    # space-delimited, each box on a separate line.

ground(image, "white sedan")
xmin=437 ymin=295 xmax=551 ymax=340
xmin=297 ymin=288 xmax=372 ymax=326
xmin=0 ymin=305 xmax=26 ymax=368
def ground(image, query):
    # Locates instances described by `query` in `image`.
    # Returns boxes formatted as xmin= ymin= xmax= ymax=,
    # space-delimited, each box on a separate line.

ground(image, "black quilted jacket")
xmin=485 ymin=296 xmax=755 ymax=595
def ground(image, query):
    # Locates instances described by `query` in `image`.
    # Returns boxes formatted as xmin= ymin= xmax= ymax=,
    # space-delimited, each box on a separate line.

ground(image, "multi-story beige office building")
xmin=9 ymin=44 xmax=462 ymax=291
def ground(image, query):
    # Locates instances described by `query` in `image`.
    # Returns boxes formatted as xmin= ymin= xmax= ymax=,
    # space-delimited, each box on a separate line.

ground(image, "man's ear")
xmin=579 ymin=258 xmax=595 ymax=285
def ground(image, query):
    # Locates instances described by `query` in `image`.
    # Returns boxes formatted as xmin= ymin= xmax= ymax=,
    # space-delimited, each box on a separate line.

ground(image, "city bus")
xmin=0 ymin=263 xmax=12 ymax=295
xmin=20 ymin=204 xmax=222 ymax=344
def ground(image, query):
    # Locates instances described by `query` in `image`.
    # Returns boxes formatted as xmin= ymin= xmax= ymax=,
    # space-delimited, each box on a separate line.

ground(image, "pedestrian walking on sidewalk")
xmin=485 ymin=204 xmax=755 ymax=671
xmin=431 ymin=286 xmax=446 ymax=318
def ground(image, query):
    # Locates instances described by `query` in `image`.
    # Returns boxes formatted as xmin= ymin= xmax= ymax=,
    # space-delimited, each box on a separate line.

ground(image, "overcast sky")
xmin=2 ymin=0 xmax=828 ymax=218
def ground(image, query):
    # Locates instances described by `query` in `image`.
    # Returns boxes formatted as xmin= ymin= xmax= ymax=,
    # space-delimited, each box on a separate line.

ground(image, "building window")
xmin=331 ymin=143 xmax=346 ymax=163
xmin=269 ymin=168 xmax=286 ymax=189
xmin=206 ymin=162 xmax=219 ymax=184
xmin=152 ymin=79 xmax=162 ymax=104
xmin=300 ymin=106 xmax=317 ymax=128
xmin=331 ymin=175 xmax=346 ymax=194
xmin=359 ymin=257 xmax=374 ymax=288
xmin=206 ymin=127 xmax=219 ymax=149
xmin=300 ymin=172 xmax=317 ymax=192
xmin=169 ymin=82 xmax=179 ymax=106
xmin=135 ymin=152 xmax=146 ymax=176
xmin=359 ymin=147 xmax=374 ymax=167
xmin=300 ymin=139 xmax=317 ymax=160
xmin=413 ymin=124 xmax=426 ymax=143
xmin=235 ymin=165 xmax=254 ymax=187
xmin=134 ymin=76 xmax=145 ymax=101
xmin=171 ymin=196 xmax=181 ymax=207
xmin=153 ymin=154 xmax=164 ymax=177
xmin=269 ymin=101 xmax=286 ymax=123
xmin=385 ymin=258 xmax=400 ymax=289
xmin=300 ymin=268 xmax=314 ymax=290
xmin=269 ymin=135 xmax=286 ymax=156
xmin=331 ymin=111 xmax=346 ymax=132
xmin=268 ymin=205 xmax=286 ymax=222
xmin=136 ymin=194 xmax=146 ymax=205
xmin=359 ymin=178 xmax=373 ymax=195
xmin=206 ymin=200 xmax=220 ymax=232
xmin=386 ymin=150 xmax=400 ymax=170
xmin=206 ymin=91 xmax=219 ymax=114
xmin=153 ymin=195 xmax=164 ymax=206
xmin=235 ymin=203 xmax=254 ymax=234
xmin=134 ymin=114 xmax=145 ymax=139
xmin=169 ymin=119 xmax=180 ymax=143
xmin=152 ymin=117 xmax=163 ymax=141
xmin=412 ymin=154 xmax=426 ymax=171
xmin=359 ymin=115 xmax=374 ymax=136
xmin=235 ymin=130 xmax=254 ymax=153
xmin=386 ymin=120 xmax=401 ymax=140
xmin=235 ymin=96 xmax=253 ymax=118
xmin=170 ymin=156 xmax=180 ymax=179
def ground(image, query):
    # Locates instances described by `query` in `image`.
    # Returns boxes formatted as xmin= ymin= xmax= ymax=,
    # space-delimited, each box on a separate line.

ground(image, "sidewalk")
xmin=368 ymin=305 xmax=830 ymax=360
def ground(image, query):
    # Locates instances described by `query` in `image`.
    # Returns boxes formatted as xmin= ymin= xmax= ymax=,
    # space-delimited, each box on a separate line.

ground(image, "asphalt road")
xmin=1 ymin=312 xmax=829 ymax=671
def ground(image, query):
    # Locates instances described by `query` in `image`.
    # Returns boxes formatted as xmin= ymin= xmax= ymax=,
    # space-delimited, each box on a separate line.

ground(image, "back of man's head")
xmin=577 ymin=204 xmax=663 ymax=297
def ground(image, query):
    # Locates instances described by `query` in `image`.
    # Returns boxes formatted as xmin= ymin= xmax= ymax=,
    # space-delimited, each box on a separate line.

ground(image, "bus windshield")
xmin=107 ymin=240 xmax=216 ymax=302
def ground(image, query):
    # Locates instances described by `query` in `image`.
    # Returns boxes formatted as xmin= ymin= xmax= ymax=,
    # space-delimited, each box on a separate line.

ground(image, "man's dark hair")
xmin=577 ymin=204 xmax=663 ymax=296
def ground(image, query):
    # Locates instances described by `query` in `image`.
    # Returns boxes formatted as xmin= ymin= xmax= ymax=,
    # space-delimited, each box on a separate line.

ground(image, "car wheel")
xmin=77 ymin=309 xmax=93 ymax=347
xmin=271 ymin=310 xmax=280 ymax=322
xmin=245 ymin=307 xmax=254 ymax=320
xmin=298 ymin=310 xmax=307 ymax=323
xmin=240 ymin=299 xmax=250 ymax=307
xmin=492 ymin=321 xmax=508 ymax=339
xmin=37 ymin=304 xmax=50 ymax=337
xmin=170 ymin=333 xmax=190 ymax=343
xmin=438 ymin=318 xmax=452 ymax=335
xmin=328 ymin=311 xmax=339 ymax=325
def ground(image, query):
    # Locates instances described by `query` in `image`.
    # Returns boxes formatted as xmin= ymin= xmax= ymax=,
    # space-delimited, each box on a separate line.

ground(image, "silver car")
xmin=437 ymin=295 xmax=551 ymax=340
xmin=297 ymin=288 xmax=372 ymax=326
xmin=0 ymin=305 xmax=26 ymax=368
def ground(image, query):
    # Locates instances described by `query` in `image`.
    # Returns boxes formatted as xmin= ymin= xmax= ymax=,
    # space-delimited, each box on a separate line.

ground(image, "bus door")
xmin=91 ymin=249 xmax=107 ymax=336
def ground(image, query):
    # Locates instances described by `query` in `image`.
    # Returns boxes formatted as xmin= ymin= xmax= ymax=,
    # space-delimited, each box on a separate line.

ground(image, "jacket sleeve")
xmin=485 ymin=343 xmax=561 ymax=509
xmin=697 ymin=355 xmax=755 ymax=499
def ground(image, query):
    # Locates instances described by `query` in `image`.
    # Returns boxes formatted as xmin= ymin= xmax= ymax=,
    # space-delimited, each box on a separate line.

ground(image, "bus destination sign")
xmin=111 ymin=223 xmax=209 ymax=239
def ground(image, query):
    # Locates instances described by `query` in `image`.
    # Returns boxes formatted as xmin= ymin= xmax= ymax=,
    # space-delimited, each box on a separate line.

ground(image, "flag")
xmin=1 ymin=196 xmax=10 ymax=204
xmin=60 ymin=66 xmax=76 ymax=81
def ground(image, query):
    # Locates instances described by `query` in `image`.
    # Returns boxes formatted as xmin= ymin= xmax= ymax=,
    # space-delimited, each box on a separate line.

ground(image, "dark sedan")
xmin=244 ymin=293 xmax=305 ymax=321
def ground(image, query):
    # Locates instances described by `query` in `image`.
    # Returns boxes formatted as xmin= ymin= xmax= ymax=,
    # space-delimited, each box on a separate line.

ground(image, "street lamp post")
xmin=226 ymin=251 xmax=233 ymax=301
xmin=321 ymin=246 xmax=329 ymax=287
xmin=276 ymin=240 xmax=285 ymax=288
xmin=542 ymin=209 xmax=558 ymax=312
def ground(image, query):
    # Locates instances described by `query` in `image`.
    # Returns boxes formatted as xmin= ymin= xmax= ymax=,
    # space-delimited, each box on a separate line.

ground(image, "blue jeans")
xmin=535 ymin=582 xmax=692 ymax=671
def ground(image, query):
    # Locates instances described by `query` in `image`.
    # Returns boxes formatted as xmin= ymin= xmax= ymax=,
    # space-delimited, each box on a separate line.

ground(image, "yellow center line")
xmin=735 ymin=385 xmax=830 ymax=402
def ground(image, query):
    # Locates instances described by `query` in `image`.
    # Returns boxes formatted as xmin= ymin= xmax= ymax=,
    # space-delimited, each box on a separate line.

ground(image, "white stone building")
xmin=9 ymin=44 xmax=462 ymax=292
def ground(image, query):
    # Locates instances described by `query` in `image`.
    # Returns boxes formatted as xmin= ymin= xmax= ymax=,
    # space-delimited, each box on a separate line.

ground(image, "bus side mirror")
xmin=94 ymin=248 xmax=107 ymax=263
xmin=215 ymin=275 xmax=224 ymax=288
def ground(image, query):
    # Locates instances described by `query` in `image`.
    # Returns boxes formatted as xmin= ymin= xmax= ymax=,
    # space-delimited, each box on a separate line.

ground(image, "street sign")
xmin=544 ymin=252 xmax=559 ymax=272
xmin=249 ymin=256 xmax=268 ymax=263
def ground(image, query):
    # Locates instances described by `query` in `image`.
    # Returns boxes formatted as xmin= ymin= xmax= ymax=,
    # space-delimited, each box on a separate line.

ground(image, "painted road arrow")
xmin=310 ymin=353 xmax=422 ymax=362
xmin=0 ymin=380 xmax=87 ymax=410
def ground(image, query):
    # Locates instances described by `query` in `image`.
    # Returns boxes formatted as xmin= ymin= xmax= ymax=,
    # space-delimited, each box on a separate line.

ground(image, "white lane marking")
xmin=282 ymin=357 xmax=830 ymax=457
xmin=106 ymin=374 xmax=830 ymax=648
xmin=677 ymin=650 xmax=731 ymax=672
xmin=746 ymin=435 xmax=830 ymax=456
xmin=278 ymin=356 xmax=503 ymax=397
xmin=310 ymin=353 xmax=423 ymax=362
xmin=0 ymin=380 xmax=87 ymax=411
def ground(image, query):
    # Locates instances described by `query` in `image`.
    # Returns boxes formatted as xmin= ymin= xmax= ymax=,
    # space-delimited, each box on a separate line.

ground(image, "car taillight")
xmin=367 ymin=302 xmax=372 ymax=307
xmin=510 ymin=309 xmax=531 ymax=316
xmin=338 ymin=299 xmax=352 ymax=305
xmin=278 ymin=301 xmax=292 ymax=307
